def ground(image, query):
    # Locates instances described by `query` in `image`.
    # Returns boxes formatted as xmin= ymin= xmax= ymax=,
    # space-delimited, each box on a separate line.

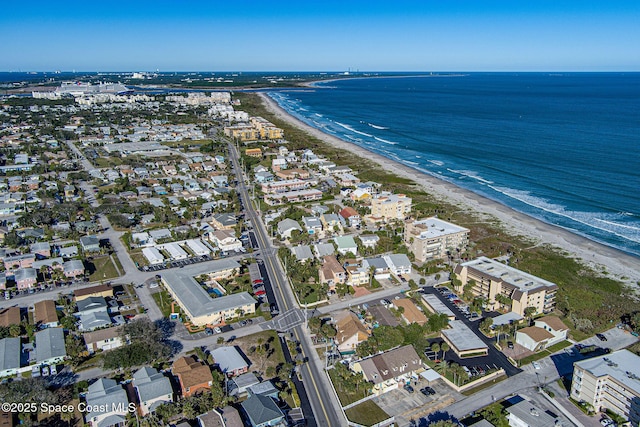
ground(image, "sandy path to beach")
xmin=258 ymin=92 xmax=640 ymax=287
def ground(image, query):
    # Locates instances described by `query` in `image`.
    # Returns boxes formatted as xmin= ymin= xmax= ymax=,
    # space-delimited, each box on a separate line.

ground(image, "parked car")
xmin=596 ymin=333 xmax=608 ymax=341
xmin=507 ymin=341 xmax=514 ymax=349
xmin=214 ymin=327 xmax=222 ymax=334
xmin=420 ymin=386 xmax=436 ymax=396
xmin=403 ymin=384 xmax=414 ymax=393
xmin=532 ymin=361 xmax=541 ymax=370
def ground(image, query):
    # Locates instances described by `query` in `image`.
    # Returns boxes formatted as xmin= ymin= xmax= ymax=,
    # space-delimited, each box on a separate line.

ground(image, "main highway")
xmin=226 ymin=140 xmax=346 ymax=426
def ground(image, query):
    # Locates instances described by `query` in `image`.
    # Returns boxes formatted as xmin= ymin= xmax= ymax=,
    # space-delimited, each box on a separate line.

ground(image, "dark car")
xmin=507 ymin=341 xmax=514 ymax=349
xmin=205 ymin=328 xmax=213 ymax=336
xmin=421 ymin=386 xmax=436 ymax=396
xmin=596 ymin=333 xmax=608 ymax=341
xmin=403 ymin=384 xmax=414 ymax=393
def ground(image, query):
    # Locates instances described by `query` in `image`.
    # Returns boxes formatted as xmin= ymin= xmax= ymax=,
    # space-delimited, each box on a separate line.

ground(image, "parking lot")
xmin=419 ymin=286 xmax=521 ymax=377
xmin=141 ymin=254 xmax=214 ymax=272
xmin=372 ymin=379 xmax=461 ymax=425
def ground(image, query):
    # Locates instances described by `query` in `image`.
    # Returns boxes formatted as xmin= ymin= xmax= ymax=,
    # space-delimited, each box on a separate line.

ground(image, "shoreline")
xmin=257 ymin=92 xmax=640 ymax=287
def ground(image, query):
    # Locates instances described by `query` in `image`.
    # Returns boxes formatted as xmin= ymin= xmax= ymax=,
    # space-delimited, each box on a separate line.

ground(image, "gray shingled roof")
xmin=133 ymin=367 xmax=173 ymax=403
xmin=35 ymin=328 xmax=66 ymax=363
xmin=0 ymin=338 xmax=20 ymax=371
xmin=241 ymin=394 xmax=284 ymax=426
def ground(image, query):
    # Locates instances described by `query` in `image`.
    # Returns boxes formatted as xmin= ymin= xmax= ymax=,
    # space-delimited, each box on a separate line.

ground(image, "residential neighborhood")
xmin=0 ymin=84 xmax=638 ymax=427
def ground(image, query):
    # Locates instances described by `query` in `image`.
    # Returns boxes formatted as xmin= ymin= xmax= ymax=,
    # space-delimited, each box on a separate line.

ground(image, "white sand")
xmin=258 ymin=92 xmax=640 ymax=287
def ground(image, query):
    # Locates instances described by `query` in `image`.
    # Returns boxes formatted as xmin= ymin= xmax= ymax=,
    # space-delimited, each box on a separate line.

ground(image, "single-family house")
xmin=35 ymin=327 xmax=67 ymax=366
xmin=319 ymin=256 xmax=346 ymax=290
xmin=276 ymin=219 xmax=302 ymax=239
xmin=80 ymin=236 xmax=101 ymax=253
xmin=0 ymin=338 xmax=21 ymax=377
xmin=211 ymin=213 xmax=237 ymax=230
xmin=302 ymin=216 xmax=323 ymax=236
xmin=241 ymin=394 xmax=285 ymax=427
xmin=392 ymin=298 xmax=427 ymax=326
xmin=313 ymin=242 xmax=335 ymax=259
xmin=382 ymin=254 xmax=412 ymax=276
xmin=84 ymin=378 xmax=130 ymax=427
xmin=83 ymin=327 xmax=125 ymax=354
xmin=320 ymin=213 xmax=342 ymax=232
xmin=335 ymin=312 xmax=370 ymax=354
xmin=133 ymin=367 xmax=174 ymax=416
xmin=333 ymin=236 xmax=358 ymax=256
xmin=339 ymin=207 xmax=361 ymax=227
xmin=211 ymin=346 xmax=249 ymax=377
xmin=63 ymin=259 xmax=85 ymax=278
xmin=34 ymin=300 xmax=59 ymax=328
xmin=210 ymin=230 xmax=243 ymax=252
xmin=359 ymin=235 xmax=379 ymax=249
xmin=0 ymin=307 xmax=20 ymax=327
xmin=363 ymin=257 xmax=391 ymax=280
xmin=172 ymin=356 xmax=214 ymax=397
xmin=290 ymin=245 xmax=313 ymax=263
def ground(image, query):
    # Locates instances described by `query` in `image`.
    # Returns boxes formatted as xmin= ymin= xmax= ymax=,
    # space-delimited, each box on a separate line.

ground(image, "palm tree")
xmin=434 ymin=360 xmax=449 ymax=375
xmin=440 ymin=342 xmax=450 ymax=360
xmin=431 ymin=342 xmax=441 ymax=361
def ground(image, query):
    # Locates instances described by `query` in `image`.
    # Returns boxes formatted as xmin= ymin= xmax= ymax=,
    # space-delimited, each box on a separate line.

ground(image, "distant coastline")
xmin=258 ymin=91 xmax=640 ymax=287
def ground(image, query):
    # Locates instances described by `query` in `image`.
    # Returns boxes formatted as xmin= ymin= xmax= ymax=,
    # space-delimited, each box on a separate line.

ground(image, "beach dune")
xmin=258 ymin=92 xmax=640 ymax=287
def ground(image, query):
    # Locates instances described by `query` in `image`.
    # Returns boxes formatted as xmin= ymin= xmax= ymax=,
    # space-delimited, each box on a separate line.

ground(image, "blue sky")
xmin=2 ymin=1 xmax=639 ymax=71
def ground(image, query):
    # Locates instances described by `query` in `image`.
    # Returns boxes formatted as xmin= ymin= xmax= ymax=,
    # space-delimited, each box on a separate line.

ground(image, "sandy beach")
xmin=257 ymin=92 xmax=640 ymax=287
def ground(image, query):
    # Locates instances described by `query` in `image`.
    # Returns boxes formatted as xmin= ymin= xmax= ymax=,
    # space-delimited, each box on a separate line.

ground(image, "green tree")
xmin=9 ymin=324 xmax=21 ymax=337
xmin=480 ymin=402 xmax=509 ymax=427
xmin=431 ymin=342 xmax=441 ymax=359
xmin=441 ymin=342 xmax=450 ymax=360
xmin=479 ymin=317 xmax=494 ymax=334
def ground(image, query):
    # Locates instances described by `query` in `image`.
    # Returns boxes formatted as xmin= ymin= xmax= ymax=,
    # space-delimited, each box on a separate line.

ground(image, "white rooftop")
xmin=461 ymin=256 xmax=558 ymax=292
xmin=441 ymin=320 xmax=488 ymax=352
xmin=421 ymin=294 xmax=455 ymax=318
xmin=575 ymin=349 xmax=640 ymax=394
xmin=411 ymin=217 xmax=469 ymax=239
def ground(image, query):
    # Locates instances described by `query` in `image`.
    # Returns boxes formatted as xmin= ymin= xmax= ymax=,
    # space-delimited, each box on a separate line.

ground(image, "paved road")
xmin=227 ymin=140 xmax=346 ymax=427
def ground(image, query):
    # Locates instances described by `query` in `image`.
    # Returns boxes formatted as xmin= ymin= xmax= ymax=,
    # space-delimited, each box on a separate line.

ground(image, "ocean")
xmin=267 ymin=73 xmax=640 ymax=257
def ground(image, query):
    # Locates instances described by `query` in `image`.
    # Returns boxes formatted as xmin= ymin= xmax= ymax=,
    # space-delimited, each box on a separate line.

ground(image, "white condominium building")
xmin=571 ymin=350 xmax=640 ymax=426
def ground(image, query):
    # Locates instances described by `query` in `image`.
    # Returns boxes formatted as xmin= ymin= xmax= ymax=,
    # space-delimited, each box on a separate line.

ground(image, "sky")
xmin=2 ymin=0 xmax=639 ymax=72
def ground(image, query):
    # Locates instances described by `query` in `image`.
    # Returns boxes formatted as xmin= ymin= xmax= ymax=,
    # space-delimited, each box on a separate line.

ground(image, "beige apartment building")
xmin=453 ymin=256 xmax=558 ymax=316
xmin=571 ymin=350 xmax=640 ymax=426
xmin=404 ymin=217 xmax=469 ymax=262
xmin=249 ymin=117 xmax=284 ymax=139
xmin=370 ymin=193 xmax=412 ymax=221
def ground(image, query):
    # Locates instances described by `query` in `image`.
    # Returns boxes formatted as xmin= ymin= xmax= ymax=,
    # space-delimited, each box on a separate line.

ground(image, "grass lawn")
xmin=345 ymin=400 xmax=390 ymax=427
xmin=152 ymin=290 xmax=176 ymax=318
xmin=518 ymin=340 xmax=572 ymax=365
xmin=88 ymin=256 xmax=120 ymax=281
xmin=129 ymin=250 xmax=148 ymax=268
xmin=461 ymin=375 xmax=508 ymax=396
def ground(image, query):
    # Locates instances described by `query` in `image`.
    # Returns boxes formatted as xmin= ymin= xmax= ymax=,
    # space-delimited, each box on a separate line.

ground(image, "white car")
xmin=532 ymin=361 xmax=541 ymax=370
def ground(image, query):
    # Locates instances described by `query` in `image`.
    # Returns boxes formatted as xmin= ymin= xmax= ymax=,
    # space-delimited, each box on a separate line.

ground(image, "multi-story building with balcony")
xmin=370 ymin=193 xmax=412 ymax=221
xmin=404 ymin=217 xmax=469 ymax=262
xmin=453 ymin=256 xmax=558 ymax=316
xmin=571 ymin=350 xmax=640 ymax=426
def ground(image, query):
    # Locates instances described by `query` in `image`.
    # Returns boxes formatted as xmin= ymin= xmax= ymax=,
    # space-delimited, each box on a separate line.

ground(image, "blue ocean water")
xmin=268 ymin=73 xmax=640 ymax=257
